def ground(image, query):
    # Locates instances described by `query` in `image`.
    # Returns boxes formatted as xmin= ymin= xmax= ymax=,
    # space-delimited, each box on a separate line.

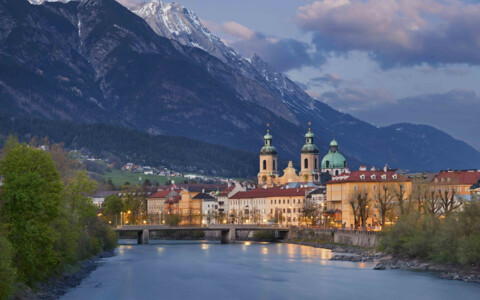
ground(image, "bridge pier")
xmin=220 ymin=228 xmax=236 ymax=244
xmin=275 ymin=230 xmax=289 ymax=240
xmin=138 ymin=229 xmax=150 ymax=245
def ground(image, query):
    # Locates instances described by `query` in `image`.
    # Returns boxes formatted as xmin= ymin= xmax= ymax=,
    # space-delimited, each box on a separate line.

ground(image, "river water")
xmin=61 ymin=240 xmax=480 ymax=300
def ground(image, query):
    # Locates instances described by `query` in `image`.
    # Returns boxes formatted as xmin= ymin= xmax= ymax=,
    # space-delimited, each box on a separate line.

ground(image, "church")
xmin=257 ymin=126 xmax=349 ymax=186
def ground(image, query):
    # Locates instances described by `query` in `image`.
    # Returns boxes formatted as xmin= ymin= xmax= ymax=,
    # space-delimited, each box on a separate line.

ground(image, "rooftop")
xmin=327 ymin=170 xmax=410 ymax=184
xmin=230 ymin=187 xmax=316 ymax=199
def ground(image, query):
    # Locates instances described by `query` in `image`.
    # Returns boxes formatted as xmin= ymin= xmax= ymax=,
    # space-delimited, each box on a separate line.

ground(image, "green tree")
xmin=0 ymin=233 xmax=17 ymax=299
xmin=103 ymin=195 xmax=124 ymax=226
xmin=63 ymin=171 xmax=97 ymax=221
xmin=0 ymin=143 xmax=63 ymax=283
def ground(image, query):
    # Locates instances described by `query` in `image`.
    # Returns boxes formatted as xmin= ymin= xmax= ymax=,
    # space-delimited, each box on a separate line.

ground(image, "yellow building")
xmin=326 ymin=168 xmax=411 ymax=229
xmin=257 ymin=127 xmax=321 ymax=186
xmin=178 ymin=189 xmax=202 ymax=224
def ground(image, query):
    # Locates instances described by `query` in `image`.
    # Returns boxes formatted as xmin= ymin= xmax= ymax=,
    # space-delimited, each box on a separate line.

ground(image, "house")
xmin=90 ymin=190 xmax=120 ymax=208
xmin=147 ymin=189 xmax=178 ymax=216
xmin=326 ymin=168 xmax=412 ymax=229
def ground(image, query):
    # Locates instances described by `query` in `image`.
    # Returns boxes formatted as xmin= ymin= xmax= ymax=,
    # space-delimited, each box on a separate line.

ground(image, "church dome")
xmin=301 ymin=129 xmax=319 ymax=154
xmin=260 ymin=131 xmax=277 ymax=155
xmin=321 ymin=139 xmax=347 ymax=169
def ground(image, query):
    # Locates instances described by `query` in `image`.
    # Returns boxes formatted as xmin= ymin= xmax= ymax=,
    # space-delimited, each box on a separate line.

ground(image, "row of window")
xmin=270 ymin=208 xmax=297 ymax=214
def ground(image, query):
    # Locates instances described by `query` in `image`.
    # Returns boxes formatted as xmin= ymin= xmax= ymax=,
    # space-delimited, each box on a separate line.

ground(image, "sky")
xmin=119 ymin=0 xmax=480 ymax=151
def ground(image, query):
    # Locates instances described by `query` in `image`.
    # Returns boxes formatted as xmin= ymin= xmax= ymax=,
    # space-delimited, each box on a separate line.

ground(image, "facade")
xmin=215 ymin=182 xmax=246 ymax=216
xmin=164 ymin=195 xmax=181 ymax=215
xmin=147 ymin=189 xmax=178 ymax=215
xmin=326 ymin=169 xmax=411 ymax=229
xmin=90 ymin=190 xmax=120 ymax=208
xmin=229 ymin=186 xmax=316 ymax=226
xmin=470 ymin=179 xmax=480 ymax=196
xmin=196 ymin=193 xmax=218 ymax=224
xmin=257 ymin=128 xmax=323 ymax=186
xmin=431 ymin=170 xmax=480 ymax=197
xmin=178 ymin=189 xmax=202 ymax=224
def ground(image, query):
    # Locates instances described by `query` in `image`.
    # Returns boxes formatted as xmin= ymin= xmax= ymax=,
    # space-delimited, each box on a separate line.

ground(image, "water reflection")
xmin=62 ymin=242 xmax=480 ymax=300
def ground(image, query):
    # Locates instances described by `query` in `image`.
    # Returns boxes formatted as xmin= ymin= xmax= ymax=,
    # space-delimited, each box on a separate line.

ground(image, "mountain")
xmin=1 ymin=0 xmax=479 ymax=173
xmin=0 ymin=116 xmax=282 ymax=178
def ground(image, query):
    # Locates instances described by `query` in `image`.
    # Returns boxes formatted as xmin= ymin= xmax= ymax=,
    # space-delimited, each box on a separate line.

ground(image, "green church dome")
xmin=301 ymin=129 xmax=319 ymax=154
xmin=261 ymin=131 xmax=277 ymax=155
xmin=321 ymin=139 xmax=347 ymax=169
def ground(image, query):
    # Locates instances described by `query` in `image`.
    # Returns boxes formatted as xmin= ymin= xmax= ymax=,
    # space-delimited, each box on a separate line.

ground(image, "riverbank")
xmin=15 ymin=249 xmax=116 ymax=300
xmin=285 ymin=238 xmax=480 ymax=284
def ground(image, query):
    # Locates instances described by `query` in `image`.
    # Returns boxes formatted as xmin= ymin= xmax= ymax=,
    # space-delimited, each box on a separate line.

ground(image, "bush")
xmin=253 ymin=230 xmax=276 ymax=241
xmin=0 ymin=235 xmax=17 ymax=299
xmin=457 ymin=235 xmax=480 ymax=265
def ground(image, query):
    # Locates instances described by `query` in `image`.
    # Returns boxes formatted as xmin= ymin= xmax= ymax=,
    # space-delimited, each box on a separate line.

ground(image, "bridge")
xmin=114 ymin=225 xmax=290 ymax=244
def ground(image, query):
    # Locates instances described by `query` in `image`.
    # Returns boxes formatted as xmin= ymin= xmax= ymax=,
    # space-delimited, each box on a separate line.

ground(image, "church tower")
xmin=299 ymin=124 xmax=320 ymax=183
xmin=257 ymin=125 xmax=279 ymax=185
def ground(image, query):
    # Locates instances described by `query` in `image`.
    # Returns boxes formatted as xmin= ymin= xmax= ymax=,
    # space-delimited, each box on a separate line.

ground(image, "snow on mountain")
xmin=28 ymin=0 xmax=74 ymax=4
xmin=133 ymin=1 xmax=324 ymax=124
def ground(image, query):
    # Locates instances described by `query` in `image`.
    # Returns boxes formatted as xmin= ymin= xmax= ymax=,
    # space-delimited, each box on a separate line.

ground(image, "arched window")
xmin=326 ymin=161 xmax=330 ymax=168
xmin=263 ymin=160 xmax=267 ymax=170
xmin=344 ymin=161 xmax=346 ymax=168
xmin=273 ymin=160 xmax=276 ymax=171
xmin=335 ymin=170 xmax=339 ymax=176
xmin=315 ymin=158 xmax=318 ymax=169
xmin=304 ymin=158 xmax=308 ymax=169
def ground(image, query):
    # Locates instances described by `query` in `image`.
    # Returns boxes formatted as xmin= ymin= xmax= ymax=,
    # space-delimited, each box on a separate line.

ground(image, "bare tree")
xmin=438 ymin=188 xmax=462 ymax=215
xmin=376 ymin=184 xmax=394 ymax=228
xmin=348 ymin=197 xmax=360 ymax=229
xmin=350 ymin=190 xmax=370 ymax=229
xmin=300 ymin=198 xmax=321 ymax=226
xmin=394 ymin=183 xmax=407 ymax=216
xmin=425 ymin=190 xmax=442 ymax=215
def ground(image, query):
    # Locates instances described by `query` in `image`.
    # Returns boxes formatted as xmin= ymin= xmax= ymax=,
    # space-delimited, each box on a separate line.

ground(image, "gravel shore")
xmin=15 ymin=249 xmax=116 ymax=300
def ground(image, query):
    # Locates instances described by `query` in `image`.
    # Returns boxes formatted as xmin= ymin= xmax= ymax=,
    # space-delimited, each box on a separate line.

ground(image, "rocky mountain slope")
xmin=1 ymin=0 xmax=479 ymax=172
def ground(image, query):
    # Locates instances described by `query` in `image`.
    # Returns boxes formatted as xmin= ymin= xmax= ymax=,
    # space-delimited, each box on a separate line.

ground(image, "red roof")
xmin=149 ymin=189 xmax=174 ymax=198
xmin=327 ymin=170 xmax=410 ymax=184
xmin=217 ymin=184 xmax=236 ymax=196
xmin=230 ymin=187 xmax=315 ymax=199
xmin=165 ymin=195 xmax=181 ymax=204
xmin=433 ymin=170 xmax=480 ymax=185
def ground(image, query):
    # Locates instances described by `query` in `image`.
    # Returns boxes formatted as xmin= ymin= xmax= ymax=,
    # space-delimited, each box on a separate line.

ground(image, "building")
xmin=215 ymin=182 xmax=246 ymax=216
xmin=470 ymin=179 xmax=480 ymax=196
xmin=196 ymin=193 xmax=218 ymax=224
xmin=321 ymin=139 xmax=349 ymax=176
xmin=229 ymin=186 xmax=317 ymax=226
xmin=326 ymin=168 xmax=411 ymax=229
xmin=431 ymin=170 xmax=480 ymax=196
xmin=164 ymin=195 xmax=181 ymax=216
xmin=90 ymin=190 xmax=120 ymax=208
xmin=257 ymin=127 xmax=323 ymax=186
xmin=178 ymin=189 xmax=203 ymax=224
xmin=147 ymin=189 xmax=178 ymax=216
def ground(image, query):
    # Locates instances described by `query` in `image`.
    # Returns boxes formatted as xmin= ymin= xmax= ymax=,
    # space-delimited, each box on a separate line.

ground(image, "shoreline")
xmin=16 ymin=249 xmax=116 ymax=300
xmin=284 ymin=238 xmax=480 ymax=284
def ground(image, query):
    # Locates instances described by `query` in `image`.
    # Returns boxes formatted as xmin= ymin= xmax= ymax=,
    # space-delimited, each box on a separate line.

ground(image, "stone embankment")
xmin=16 ymin=250 xmax=116 ymax=300
xmin=373 ymin=256 xmax=480 ymax=284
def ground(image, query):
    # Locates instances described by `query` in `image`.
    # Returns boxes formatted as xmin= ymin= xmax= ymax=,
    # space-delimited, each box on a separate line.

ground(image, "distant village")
xmin=91 ymin=128 xmax=480 ymax=230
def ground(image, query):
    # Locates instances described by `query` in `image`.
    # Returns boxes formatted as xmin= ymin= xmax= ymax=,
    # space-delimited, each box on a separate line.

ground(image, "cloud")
xmin=202 ymin=20 xmax=325 ymax=72
xmin=116 ymin=0 xmax=142 ymax=9
xmin=310 ymin=73 xmax=343 ymax=88
xmin=296 ymin=0 xmax=480 ymax=67
xmin=310 ymin=87 xmax=395 ymax=111
xmin=316 ymin=87 xmax=480 ymax=149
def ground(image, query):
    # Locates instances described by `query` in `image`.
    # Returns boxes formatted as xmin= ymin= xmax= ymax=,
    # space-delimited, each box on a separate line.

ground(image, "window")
xmin=293 ymin=208 xmax=296 ymax=213
xmin=315 ymin=158 xmax=318 ymax=169
xmin=273 ymin=160 xmax=276 ymax=171
xmin=354 ymin=185 xmax=357 ymax=191
xmin=287 ymin=200 xmax=290 ymax=204
xmin=360 ymin=175 xmax=365 ymax=180
xmin=275 ymin=200 xmax=277 ymax=204
xmin=283 ymin=199 xmax=285 ymax=204
xmin=271 ymin=200 xmax=273 ymax=204
xmin=335 ymin=170 xmax=339 ymax=176
xmin=283 ymin=208 xmax=285 ymax=213
xmin=293 ymin=199 xmax=296 ymax=204
xmin=263 ymin=160 xmax=267 ymax=170
xmin=326 ymin=161 xmax=330 ymax=168
xmin=371 ymin=175 xmax=376 ymax=180
xmin=381 ymin=174 xmax=387 ymax=180
xmin=392 ymin=174 xmax=398 ymax=179
xmin=304 ymin=158 xmax=308 ymax=169
xmin=373 ymin=185 xmax=377 ymax=190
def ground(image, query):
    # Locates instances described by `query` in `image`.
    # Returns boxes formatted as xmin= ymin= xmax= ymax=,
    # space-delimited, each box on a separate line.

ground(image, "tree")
xmin=438 ymin=188 xmax=462 ymax=215
xmin=143 ymin=178 xmax=152 ymax=186
xmin=0 ymin=234 xmax=16 ymax=299
xmin=103 ymin=195 xmax=124 ymax=226
xmin=351 ymin=190 xmax=370 ymax=229
xmin=376 ymin=184 xmax=394 ymax=228
xmin=63 ymin=171 xmax=97 ymax=221
xmin=300 ymin=198 xmax=321 ymax=226
xmin=394 ymin=183 xmax=407 ymax=216
xmin=0 ymin=143 xmax=63 ymax=283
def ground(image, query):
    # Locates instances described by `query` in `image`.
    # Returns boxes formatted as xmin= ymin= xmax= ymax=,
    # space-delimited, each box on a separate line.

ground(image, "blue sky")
xmin=120 ymin=0 xmax=480 ymax=150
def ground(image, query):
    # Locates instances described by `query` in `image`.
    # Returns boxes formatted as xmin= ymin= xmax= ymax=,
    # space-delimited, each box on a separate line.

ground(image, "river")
xmin=61 ymin=240 xmax=480 ymax=300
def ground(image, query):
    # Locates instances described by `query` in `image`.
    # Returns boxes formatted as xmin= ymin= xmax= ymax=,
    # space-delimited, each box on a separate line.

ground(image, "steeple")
xmin=299 ymin=122 xmax=320 ymax=183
